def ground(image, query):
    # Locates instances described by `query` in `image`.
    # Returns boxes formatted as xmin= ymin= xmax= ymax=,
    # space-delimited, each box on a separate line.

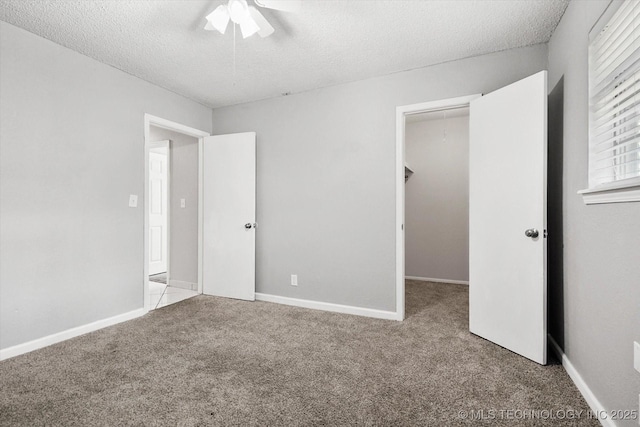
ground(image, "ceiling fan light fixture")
xmin=248 ymin=6 xmax=275 ymax=38
xmin=239 ymin=17 xmax=260 ymax=38
xmin=228 ymin=0 xmax=250 ymax=24
xmin=204 ymin=0 xmax=278 ymax=39
xmin=205 ymin=5 xmax=230 ymax=34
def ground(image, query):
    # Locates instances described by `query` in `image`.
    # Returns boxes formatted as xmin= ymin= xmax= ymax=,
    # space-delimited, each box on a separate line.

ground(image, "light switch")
xmin=181 ymin=198 xmax=186 ymax=208
xmin=634 ymin=341 xmax=640 ymax=374
xmin=128 ymin=195 xmax=138 ymax=208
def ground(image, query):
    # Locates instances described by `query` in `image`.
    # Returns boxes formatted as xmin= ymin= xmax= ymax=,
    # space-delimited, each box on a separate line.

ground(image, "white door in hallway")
xmin=149 ymin=145 xmax=169 ymax=276
xmin=202 ymin=132 xmax=256 ymax=301
xmin=469 ymin=70 xmax=547 ymax=364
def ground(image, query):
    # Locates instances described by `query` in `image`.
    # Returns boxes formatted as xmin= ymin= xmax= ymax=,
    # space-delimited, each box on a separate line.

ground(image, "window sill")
xmin=578 ymin=179 xmax=640 ymax=205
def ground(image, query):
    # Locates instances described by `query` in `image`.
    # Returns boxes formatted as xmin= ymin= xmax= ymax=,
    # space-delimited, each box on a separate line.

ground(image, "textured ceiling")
xmin=0 ymin=0 xmax=569 ymax=108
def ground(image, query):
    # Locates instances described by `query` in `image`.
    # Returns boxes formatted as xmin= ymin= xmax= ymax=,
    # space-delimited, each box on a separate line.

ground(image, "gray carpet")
xmin=0 ymin=281 xmax=596 ymax=426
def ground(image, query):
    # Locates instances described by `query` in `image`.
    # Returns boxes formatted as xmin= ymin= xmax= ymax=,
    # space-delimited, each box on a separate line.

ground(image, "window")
xmin=581 ymin=0 xmax=640 ymax=204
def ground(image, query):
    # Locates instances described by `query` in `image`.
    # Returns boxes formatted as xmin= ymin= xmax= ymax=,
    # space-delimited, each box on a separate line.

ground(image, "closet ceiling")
xmin=0 ymin=0 xmax=569 ymax=108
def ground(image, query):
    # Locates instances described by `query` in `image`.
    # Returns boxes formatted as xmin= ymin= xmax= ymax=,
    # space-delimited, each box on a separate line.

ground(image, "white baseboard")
xmin=255 ymin=293 xmax=401 ymax=321
xmin=548 ymin=334 xmax=614 ymax=427
xmin=169 ymin=279 xmax=197 ymax=291
xmin=0 ymin=308 xmax=146 ymax=361
xmin=405 ymin=276 xmax=469 ymax=285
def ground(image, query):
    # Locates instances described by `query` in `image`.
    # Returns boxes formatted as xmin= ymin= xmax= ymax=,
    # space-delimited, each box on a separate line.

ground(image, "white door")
xmin=469 ymin=70 xmax=547 ymax=364
xmin=203 ymin=132 xmax=256 ymax=301
xmin=149 ymin=145 xmax=169 ymax=276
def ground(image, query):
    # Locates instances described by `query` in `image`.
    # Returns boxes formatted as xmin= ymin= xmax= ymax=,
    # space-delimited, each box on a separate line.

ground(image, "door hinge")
xmin=544 ymin=229 xmax=548 ymax=238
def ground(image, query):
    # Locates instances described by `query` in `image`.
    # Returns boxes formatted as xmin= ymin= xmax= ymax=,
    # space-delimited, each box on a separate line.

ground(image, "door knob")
xmin=525 ymin=228 xmax=539 ymax=238
xmin=245 ymin=223 xmax=253 ymax=229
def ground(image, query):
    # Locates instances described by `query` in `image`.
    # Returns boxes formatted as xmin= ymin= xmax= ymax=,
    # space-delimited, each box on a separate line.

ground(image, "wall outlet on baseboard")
xmin=634 ymin=341 xmax=640 ymax=374
xmin=291 ymin=274 xmax=298 ymax=286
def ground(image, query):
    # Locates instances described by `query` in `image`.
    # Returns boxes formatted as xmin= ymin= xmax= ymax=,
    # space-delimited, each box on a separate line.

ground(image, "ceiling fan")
xmin=204 ymin=0 xmax=300 ymax=39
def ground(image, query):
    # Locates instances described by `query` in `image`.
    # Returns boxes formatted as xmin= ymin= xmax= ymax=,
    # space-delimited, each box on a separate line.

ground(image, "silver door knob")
xmin=245 ymin=223 xmax=253 ymax=229
xmin=525 ymin=228 xmax=539 ymax=238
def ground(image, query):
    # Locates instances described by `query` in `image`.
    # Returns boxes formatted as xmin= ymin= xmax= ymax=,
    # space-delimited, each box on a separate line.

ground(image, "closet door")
xmin=469 ymin=71 xmax=547 ymax=364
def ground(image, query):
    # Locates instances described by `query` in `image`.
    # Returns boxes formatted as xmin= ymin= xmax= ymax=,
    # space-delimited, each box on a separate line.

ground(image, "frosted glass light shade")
xmin=228 ymin=0 xmax=250 ymax=23
xmin=240 ymin=17 xmax=259 ymax=38
xmin=205 ymin=5 xmax=230 ymax=34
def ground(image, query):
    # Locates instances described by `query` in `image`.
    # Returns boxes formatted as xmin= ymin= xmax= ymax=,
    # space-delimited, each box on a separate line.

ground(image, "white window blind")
xmin=589 ymin=0 xmax=640 ymax=188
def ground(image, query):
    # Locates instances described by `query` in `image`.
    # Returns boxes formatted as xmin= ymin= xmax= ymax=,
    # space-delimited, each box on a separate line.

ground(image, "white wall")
xmin=148 ymin=127 xmax=199 ymax=286
xmin=547 ymin=0 xmax=640 ymax=421
xmin=0 ymin=22 xmax=211 ymax=350
xmin=211 ymin=44 xmax=547 ymax=312
xmin=405 ymin=115 xmax=469 ymax=282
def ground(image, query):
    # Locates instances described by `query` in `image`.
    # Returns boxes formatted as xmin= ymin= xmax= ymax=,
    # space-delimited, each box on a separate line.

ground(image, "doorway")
xmin=395 ymin=71 xmax=548 ymax=365
xmin=404 ymin=107 xmax=470 ymax=286
xmin=148 ymin=140 xmax=170 ymax=308
xmin=395 ymin=95 xmax=481 ymax=321
xmin=144 ymin=115 xmax=210 ymax=312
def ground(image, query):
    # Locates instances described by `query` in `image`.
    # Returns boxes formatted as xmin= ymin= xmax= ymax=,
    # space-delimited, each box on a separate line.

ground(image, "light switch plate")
xmin=181 ymin=198 xmax=186 ymax=208
xmin=634 ymin=341 xmax=640 ymax=374
xmin=129 ymin=195 xmax=138 ymax=208
xmin=291 ymin=275 xmax=298 ymax=286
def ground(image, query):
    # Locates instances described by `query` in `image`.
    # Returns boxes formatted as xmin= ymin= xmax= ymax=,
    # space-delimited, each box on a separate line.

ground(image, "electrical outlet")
xmin=291 ymin=274 xmax=298 ymax=286
xmin=634 ymin=341 xmax=640 ymax=374
xmin=180 ymin=198 xmax=186 ymax=208
xmin=128 ymin=195 xmax=138 ymax=208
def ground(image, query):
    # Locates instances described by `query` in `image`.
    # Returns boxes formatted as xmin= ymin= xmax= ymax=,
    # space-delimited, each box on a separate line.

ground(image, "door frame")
xmin=148 ymin=140 xmax=171 ymax=278
xmin=395 ymin=94 xmax=481 ymax=320
xmin=143 ymin=114 xmax=210 ymax=313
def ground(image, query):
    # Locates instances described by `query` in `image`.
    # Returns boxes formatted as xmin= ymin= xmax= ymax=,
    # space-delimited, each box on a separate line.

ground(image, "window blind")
xmin=589 ymin=0 xmax=640 ymax=188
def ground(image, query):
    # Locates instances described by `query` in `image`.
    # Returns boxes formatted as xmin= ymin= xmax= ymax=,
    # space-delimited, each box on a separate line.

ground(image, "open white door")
xmin=202 ymin=132 xmax=256 ymax=301
xmin=469 ymin=71 xmax=547 ymax=364
xmin=149 ymin=144 xmax=169 ymax=276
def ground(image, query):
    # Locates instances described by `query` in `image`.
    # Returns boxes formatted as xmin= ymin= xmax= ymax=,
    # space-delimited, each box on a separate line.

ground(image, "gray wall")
xmin=548 ymin=0 xmax=640 ymax=420
xmin=405 ymin=116 xmax=469 ymax=282
xmin=0 ymin=22 xmax=211 ymax=350
xmin=148 ymin=127 xmax=199 ymax=286
xmin=212 ymin=44 xmax=547 ymax=312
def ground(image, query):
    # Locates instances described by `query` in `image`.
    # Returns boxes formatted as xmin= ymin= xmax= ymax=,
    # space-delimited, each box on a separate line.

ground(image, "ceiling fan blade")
xmin=254 ymin=0 xmax=301 ymax=13
xmin=248 ymin=6 xmax=274 ymax=38
xmin=239 ymin=16 xmax=260 ymax=38
xmin=205 ymin=5 xmax=230 ymax=34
